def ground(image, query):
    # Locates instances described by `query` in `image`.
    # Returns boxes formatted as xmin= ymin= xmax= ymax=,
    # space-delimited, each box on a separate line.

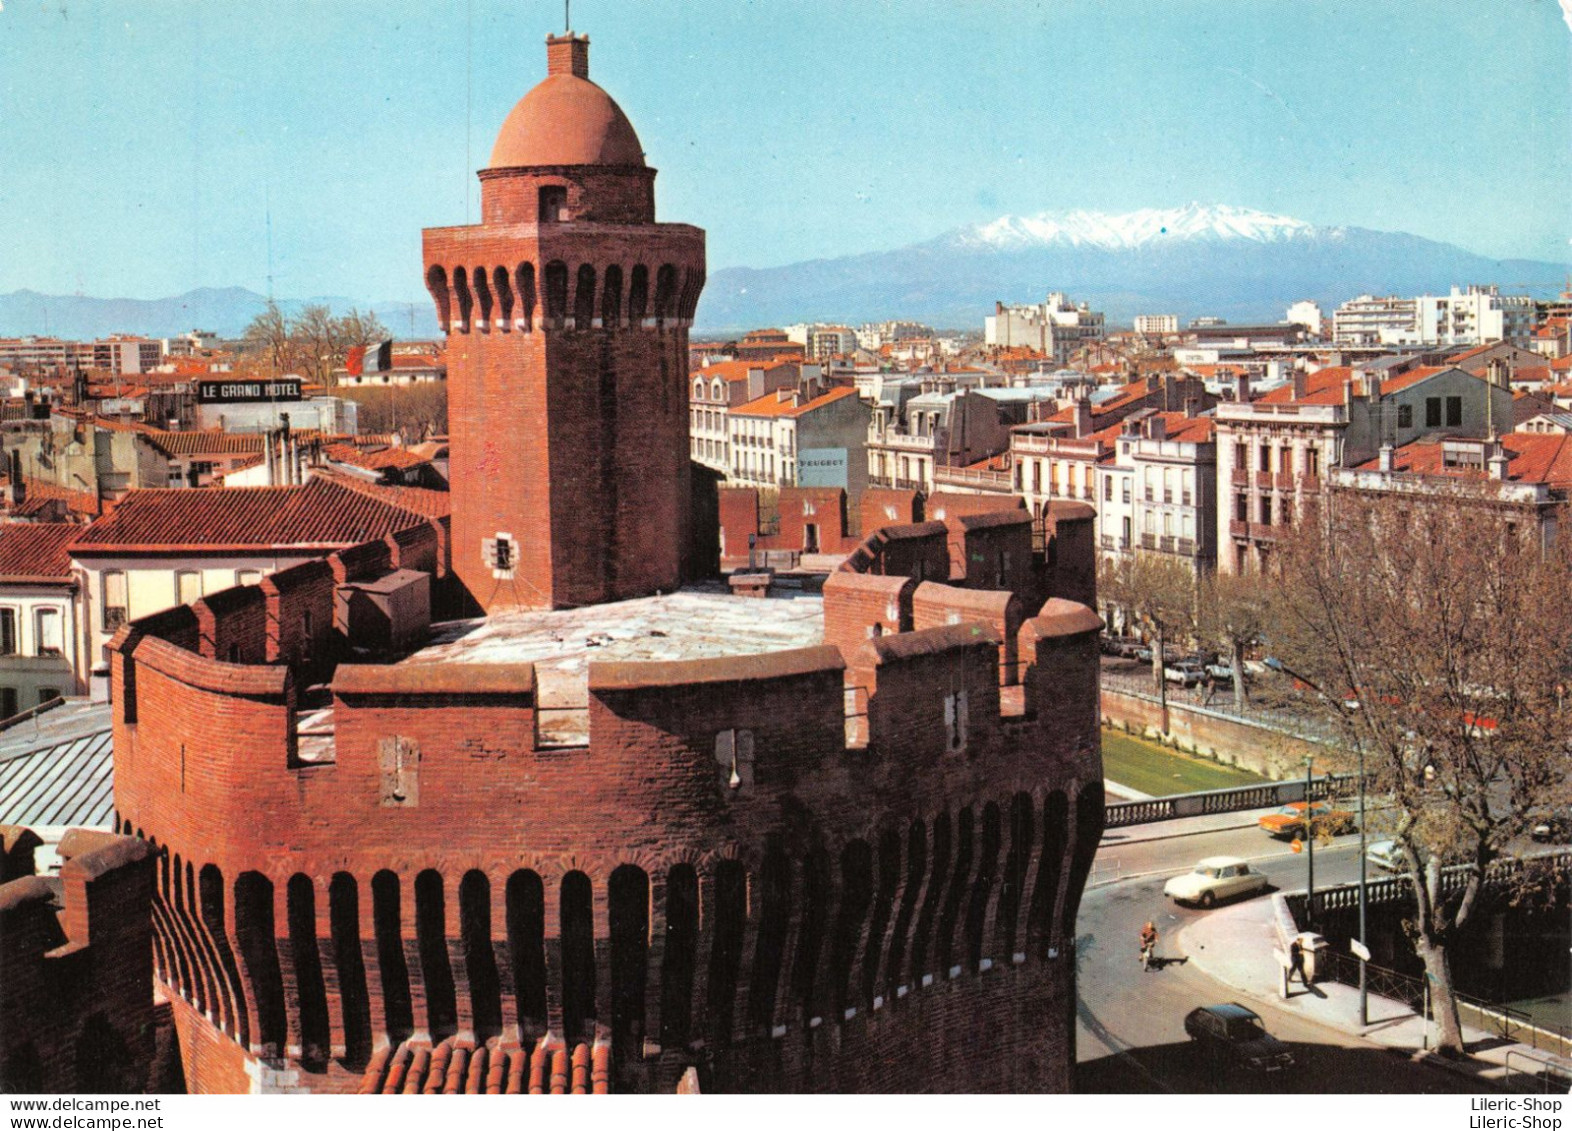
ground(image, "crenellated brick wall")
xmin=0 ymin=828 xmax=155 ymax=1094
xmin=105 ymin=427 xmax=1104 ymax=1095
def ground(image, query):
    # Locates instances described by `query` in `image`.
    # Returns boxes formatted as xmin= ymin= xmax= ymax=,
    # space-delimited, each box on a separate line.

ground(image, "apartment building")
xmin=1333 ymin=286 xmax=1536 ymax=347
xmin=0 ymin=336 xmax=163 ymax=375
xmin=726 ymin=386 xmax=870 ymax=497
xmin=985 ymin=292 xmax=1106 ymax=366
xmin=1333 ymin=431 xmax=1572 ymax=549
xmin=1116 ymin=411 xmax=1217 ymax=569
xmin=1215 ymin=364 xmax=1514 ymax=572
xmin=856 ymin=321 xmax=934 ymax=349
xmin=867 ymin=385 xmax=1052 ymax=493
xmin=1133 ymin=314 xmax=1179 ymax=336
xmin=689 ymin=360 xmax=820 ymax=475
xmin=0 ymin=523 xmax=83 ymax=710
xmin=784 ymin=324 xmax=859 ymax=360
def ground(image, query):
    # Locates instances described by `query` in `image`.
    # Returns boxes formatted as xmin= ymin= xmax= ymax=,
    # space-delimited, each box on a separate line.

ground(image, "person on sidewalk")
xmin=1288 ymin=937 xmax=1306 ymax=985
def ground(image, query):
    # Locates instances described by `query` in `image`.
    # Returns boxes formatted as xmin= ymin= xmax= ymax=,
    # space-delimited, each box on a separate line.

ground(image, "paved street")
xmin=1076 ymin=818 xmax=1491 ymax=1094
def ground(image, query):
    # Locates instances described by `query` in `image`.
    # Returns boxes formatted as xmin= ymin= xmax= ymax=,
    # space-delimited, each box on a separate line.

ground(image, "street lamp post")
xmin=1357 ymin=742 xmax=1369 ymax=1027
xmin=1267 ymin=657 xmax=1369 ymax=1026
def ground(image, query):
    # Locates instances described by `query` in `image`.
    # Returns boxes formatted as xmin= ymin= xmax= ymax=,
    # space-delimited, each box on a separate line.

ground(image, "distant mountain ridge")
xmin=696 ymin=204 xmax=1569 ymax=332
xmin=0 ymin=287 xmax=440 ymax=341
xmin=953 ymin=203 xmax=1321 ymax=251
xmin=4 ymin=205 xmax=1566 ymax=339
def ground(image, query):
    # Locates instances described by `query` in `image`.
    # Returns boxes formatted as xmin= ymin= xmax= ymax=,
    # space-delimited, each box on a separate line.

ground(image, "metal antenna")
xmin=566 ymin=0 xmax=571 ymax=31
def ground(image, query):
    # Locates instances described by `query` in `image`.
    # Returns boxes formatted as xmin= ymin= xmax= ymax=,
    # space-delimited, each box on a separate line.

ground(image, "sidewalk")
xmin=1102 ymin=808 xmax=1572 ymax=1091
xmin=1178 ymin=886 xmax=1569 ymax=1091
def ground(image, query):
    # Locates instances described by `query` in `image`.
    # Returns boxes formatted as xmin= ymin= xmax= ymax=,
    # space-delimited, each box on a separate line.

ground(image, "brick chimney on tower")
xmin=545 ymin=33 xmax=590 ymax=77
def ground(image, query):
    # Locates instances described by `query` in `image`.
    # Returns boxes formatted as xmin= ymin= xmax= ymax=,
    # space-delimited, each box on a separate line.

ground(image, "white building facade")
xmin=985 ymin=292 xmax=1106 ymax=366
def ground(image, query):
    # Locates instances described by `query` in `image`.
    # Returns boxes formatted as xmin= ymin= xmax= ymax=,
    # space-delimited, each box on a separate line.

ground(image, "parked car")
xmin=1163 ymin=856 xmax=1270 ymax=908
xmin=1531 ymin=812 xmax=1570 ymax=843
xmin=1133 ymin=643 xmax=1182 ymax=665
xmin=1100 ymin=634 xmax=1142 ymax=657
xmin=1366 ymin=839 xmax=1405 ymax=871
xmin=1183 ymin=1003 xmax=1295 ymax=1072
xmin=1257 ymin=800 xmax=1357 ymax=839
xmin=1164 ymin=659 xmax=1205 ymax=687
xmin=1204 ymin=661 xmax=1235 ymax=684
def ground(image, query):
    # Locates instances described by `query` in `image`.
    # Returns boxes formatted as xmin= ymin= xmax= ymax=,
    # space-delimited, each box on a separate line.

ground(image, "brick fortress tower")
xmin=424 ymin=34 xmax=706 ymax=611
xmin=104 ymin=25 xmax=1106 ymax=1097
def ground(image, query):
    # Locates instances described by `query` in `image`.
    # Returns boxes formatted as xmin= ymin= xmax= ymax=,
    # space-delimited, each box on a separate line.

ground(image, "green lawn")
xmin=1101 ymin=729 xmax=1269 ymax=796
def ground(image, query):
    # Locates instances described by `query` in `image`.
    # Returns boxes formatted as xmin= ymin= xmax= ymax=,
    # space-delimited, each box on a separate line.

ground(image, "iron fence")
xmin=1317 ymin=948 xmax=1572 ymax=1060
xmin=1100 ymin=665 xmax=1344 ymax=743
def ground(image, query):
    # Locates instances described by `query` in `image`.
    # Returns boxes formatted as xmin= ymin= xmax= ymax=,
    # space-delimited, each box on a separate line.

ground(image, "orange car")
xmin=1258 ymin=801 xmax=1356 ymax=839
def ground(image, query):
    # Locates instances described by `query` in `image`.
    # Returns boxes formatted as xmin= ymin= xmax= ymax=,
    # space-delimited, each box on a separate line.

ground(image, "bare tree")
xmin=1199 ymin=567 xmax=1270 ymax=713
xmin=333 ymin=308 xmax=391 ymax=387
xmin=289 ymin=304 xmax=340 ymax=388
xmin=241 ymin=304 xmax=391 ymax=388
xmin=1271 ymin=487 xmax=1572 ymax=1056
xmin=340 ymin=383 xmax=447 ymax=440
xmin=1101 ymin=552 xmax=1197 ymax=691
xmin=242 ymin=299 xmax=292 ymax=376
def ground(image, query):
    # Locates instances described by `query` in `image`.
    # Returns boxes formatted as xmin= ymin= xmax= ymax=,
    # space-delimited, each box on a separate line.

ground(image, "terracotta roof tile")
xmin=322 ymin=443 xmax=430 ymax=472
xmin=0 ymin=476 xmax=102 ymax=518
xmin=141 ymin=431 xmax=268 ymax=456
xmin=732 ymin=386 xmax=858 ymax=418
xmin=1354 ymin=431 xmax=1572 ymax=490
xmin=70 ymin=476 xmax=430 ymax=553
xmin=0 ymin=523 xmax=80 ymax=579
xmin=310 ymin=467 xmax=452 ymax=518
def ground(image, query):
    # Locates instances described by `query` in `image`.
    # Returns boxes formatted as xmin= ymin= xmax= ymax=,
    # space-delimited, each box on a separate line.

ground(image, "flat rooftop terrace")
xmin=395 ymin=584 xmax=827 ymax=746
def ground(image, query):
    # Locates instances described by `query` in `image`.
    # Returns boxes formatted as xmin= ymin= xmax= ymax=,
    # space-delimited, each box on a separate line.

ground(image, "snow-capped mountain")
xmin=696 ymin=204 xmax=1565 ymax=332
xmin=951 ymin=204 xmax=1322 ymax=252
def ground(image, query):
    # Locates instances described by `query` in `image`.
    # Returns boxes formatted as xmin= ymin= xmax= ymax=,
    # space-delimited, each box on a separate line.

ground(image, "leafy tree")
xmin=1270 ymin=487 xmax=1572 ymax=1056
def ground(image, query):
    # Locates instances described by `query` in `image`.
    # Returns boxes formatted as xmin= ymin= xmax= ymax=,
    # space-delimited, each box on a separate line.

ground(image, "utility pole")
xmin=1305 ymin=754 xmax=1315 ymax=929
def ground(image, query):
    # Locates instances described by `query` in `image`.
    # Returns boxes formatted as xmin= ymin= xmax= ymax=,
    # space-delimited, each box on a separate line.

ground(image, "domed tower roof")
xmin=488 ymin=34 xmax=646 ymax=169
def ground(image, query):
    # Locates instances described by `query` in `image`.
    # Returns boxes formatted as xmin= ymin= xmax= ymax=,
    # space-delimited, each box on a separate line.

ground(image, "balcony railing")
xmin=934 ymin=464 xmax=1013 ymax=491
xmin=1229 ymin=519 xmax=1249 ymax=539
xmin=1140 ymin=532 xmax=1157 ymax=549
xmin=1274 ymin=471 xmax=1296 ymax=490
xmin=1144 ymin=487 xmax=1155 ymax=502
xmin=1159 ymin=534 xmax=1175 ymax=552
xmin=1162 ymin=489 xmax=1173 ymax=504
xmin=1231 ymin=468 xmax=1250 ymax=486
xmin=868 ymin=474 xmax=926 ymax=492
xmin=1181 ymin=491 xmax=1192 ymax=506
xmin=1176 ymin=537 xmax=1195 ymax=555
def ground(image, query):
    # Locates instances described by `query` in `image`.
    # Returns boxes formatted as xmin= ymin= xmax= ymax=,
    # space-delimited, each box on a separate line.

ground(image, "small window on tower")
xmin=485 ymin=533 xmax=519 ymax=579
xmin=944 ymin=691 xmax=969 ymax=753
xmin=539 ymin=186 xmax=567 ymax=223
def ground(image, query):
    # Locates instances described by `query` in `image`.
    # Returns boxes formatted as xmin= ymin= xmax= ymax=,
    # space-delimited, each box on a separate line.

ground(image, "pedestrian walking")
xmin=1288 ymin=937 xmax=1306 ymax=985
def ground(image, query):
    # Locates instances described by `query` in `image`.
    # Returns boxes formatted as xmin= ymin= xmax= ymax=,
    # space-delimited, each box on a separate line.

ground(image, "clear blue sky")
xmin=1 ymin=0 xmax=1568 ymax=302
